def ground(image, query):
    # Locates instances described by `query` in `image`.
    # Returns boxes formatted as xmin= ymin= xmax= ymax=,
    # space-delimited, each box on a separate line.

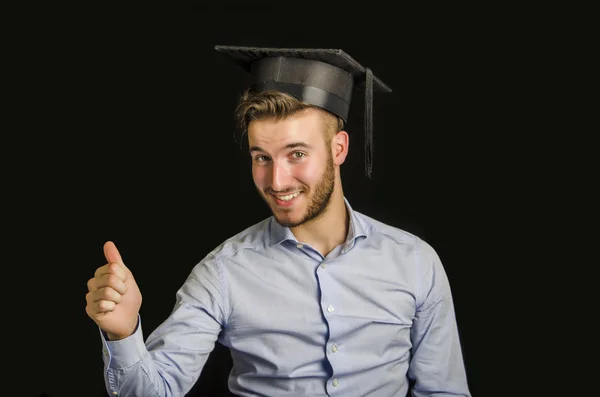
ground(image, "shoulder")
xmin=356 ymin=210 xmax=420 ymax=247
xmin=187 ymin=217 xmax=272 ymax=282
xmin=355 ymin=211 xmax=450 ymax=304
xmin=355 ymin=210 xmax=440 ymax=262
xmin=206 ymin=216 xmax=273 ymax=262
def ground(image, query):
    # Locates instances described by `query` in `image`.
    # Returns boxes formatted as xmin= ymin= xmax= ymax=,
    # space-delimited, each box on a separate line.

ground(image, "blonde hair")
xmin=235 ymin=89 xmax=344 ymax=146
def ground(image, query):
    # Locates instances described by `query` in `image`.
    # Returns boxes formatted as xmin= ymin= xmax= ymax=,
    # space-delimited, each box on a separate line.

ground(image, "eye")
xmin=291 ymin=151 xmax=306 ymax=159
xmin=254 ymin=155 xmax=270 ymax=162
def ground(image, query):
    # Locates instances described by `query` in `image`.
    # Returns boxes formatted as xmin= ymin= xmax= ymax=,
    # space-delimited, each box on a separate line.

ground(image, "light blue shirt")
xmin=100 ymin=199 xmax=471 ymax=396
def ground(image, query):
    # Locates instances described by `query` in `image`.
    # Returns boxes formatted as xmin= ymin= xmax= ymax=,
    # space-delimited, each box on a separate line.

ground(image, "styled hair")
xmin=235 ymin=89 xmax=344 ymax=145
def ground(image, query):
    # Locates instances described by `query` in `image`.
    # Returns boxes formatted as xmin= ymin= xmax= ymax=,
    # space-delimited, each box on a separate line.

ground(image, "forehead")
xmin=248 ymin=109 xmax=327 ymax=151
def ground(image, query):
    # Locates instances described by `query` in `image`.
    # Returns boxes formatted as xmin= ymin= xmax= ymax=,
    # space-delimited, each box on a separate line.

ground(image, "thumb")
xmin=103 ymin=241 xmax=125 ymax=266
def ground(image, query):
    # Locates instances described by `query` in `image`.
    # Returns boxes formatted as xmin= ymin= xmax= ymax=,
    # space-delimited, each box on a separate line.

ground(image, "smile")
xmin=273 ymin=192 xmax=300 ymax=201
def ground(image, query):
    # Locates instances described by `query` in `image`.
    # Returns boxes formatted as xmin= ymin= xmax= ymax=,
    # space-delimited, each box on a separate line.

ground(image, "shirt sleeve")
xmin=100 ymin=253 xmax=227 ymax=397
xmin=407 ymin=239 xmax=471 ymax=396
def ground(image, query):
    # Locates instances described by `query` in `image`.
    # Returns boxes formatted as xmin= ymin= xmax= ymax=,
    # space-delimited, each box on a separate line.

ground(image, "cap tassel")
xmin=364 ymin=67 xmax=374 ymax=178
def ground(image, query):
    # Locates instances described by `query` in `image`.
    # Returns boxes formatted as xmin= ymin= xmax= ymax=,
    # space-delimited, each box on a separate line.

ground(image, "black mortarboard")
xmin=214 ymin=45 xmax=392 ymax=178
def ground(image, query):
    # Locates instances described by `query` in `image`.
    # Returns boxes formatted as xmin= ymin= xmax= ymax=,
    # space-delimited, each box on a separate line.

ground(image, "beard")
xmin=260 ymin=154 xmax=335 ymax=228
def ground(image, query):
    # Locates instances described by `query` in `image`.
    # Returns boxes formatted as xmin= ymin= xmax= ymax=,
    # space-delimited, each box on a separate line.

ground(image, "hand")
xmin=86 ymin=241 xmax=142 ymax=340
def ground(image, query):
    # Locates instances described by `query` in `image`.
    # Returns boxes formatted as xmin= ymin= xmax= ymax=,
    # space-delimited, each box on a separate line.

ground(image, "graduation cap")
xmin=214 ymin=45 xmax=392 ymax=178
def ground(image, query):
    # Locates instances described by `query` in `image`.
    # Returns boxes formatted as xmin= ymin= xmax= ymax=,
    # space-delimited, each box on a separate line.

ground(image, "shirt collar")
xmin=269 ymin=197 xmax=368 ymax=247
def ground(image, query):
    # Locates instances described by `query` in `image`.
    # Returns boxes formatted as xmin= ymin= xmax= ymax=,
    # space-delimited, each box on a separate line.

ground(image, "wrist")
xmin=106 ymin=332 xmax=127 ymax=341
xmin=103 ymin=317 xmax=139 ymax=341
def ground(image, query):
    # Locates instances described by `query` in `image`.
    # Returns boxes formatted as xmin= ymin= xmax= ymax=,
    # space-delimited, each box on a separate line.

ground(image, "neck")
xmin=290 ymin=181 xmax=348 ymax=257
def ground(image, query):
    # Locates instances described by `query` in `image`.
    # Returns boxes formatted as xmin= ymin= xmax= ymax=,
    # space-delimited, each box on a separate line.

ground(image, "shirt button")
xmin=112 ymin=392 xmax=118 ymax=396
xmin=327 ymin=305 xmax=334 ymax=313
xmin=332 ymin=379 xmax=339 ymax=387
xmin=297 ymin=243 xmax=303 ymax=248
xmin=321 ymin=262 xmax=327 ymax=269
xmin=331 ymin=343 xmax=338 ymax=353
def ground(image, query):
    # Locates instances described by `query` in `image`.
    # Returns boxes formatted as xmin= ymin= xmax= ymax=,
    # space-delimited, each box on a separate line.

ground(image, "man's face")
xmin=248 ymin=109 xmax=335 ymax=228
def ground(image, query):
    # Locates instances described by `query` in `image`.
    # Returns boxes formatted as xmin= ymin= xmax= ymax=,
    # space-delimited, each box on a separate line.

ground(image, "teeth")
xmin=276 ymin=192 xmax=300 ymax=201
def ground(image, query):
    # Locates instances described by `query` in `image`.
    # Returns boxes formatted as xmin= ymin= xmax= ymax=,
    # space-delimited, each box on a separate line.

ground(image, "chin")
xmin=274 ymin=216 xmax=304 ymax=228
xmin=273 ymin=208 xmax=302 ymax=221
xmin=272 ymin=208 xmax=305 ymax=227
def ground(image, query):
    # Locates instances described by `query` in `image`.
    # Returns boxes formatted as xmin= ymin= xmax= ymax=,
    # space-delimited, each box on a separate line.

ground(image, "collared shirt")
xmin=100 ymin=198 xmax=471 ymax=396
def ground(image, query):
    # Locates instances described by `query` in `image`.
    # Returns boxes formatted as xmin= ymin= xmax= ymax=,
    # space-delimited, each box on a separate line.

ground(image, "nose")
xmin=270 ymin=160 xmax=293 ymax=192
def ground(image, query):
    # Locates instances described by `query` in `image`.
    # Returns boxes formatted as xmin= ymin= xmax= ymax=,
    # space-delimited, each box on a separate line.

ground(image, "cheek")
xmin=294 ymin=161 xmax=322 ymax=184
xmin=252 ymin=166 xmax=264 ymax=186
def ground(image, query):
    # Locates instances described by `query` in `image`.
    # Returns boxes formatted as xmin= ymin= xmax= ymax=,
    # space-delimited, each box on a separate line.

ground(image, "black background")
xmin=9 ymin=6 xmax=538 ymax=397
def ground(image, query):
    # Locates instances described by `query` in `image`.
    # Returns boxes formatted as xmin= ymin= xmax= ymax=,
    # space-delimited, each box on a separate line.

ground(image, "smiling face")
xmin=249 ymin=108 xmax=338 ymax=228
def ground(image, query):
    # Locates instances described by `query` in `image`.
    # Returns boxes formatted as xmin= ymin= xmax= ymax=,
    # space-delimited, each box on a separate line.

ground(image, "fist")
xmin=86 ymin=241 xmax=142 ymax=340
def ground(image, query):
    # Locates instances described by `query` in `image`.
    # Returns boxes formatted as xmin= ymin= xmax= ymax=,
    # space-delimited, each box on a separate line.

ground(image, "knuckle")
xmin=99 ymin=300 xmax=113 ymax=311
xmin=108 ymin=287 xmax=122 ymax=301
xmin=101 ymin=287 xmax=114 ymax=300
xmin=106 ymin=274 xmax=118 ymax=286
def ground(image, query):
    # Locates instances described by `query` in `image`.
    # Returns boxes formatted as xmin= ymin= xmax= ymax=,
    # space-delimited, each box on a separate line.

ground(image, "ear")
xmin=332 ymin=131 xmax=349 ymax=166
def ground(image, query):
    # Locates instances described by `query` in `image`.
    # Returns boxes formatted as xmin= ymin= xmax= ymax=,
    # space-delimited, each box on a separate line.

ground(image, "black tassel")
xmin=364 ymin=67 xmax=374 ymax=178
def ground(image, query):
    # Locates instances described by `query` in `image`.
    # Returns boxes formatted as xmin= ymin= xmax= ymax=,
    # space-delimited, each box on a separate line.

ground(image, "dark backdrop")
xmin=11 ymin=6 xmax=524 ymax=397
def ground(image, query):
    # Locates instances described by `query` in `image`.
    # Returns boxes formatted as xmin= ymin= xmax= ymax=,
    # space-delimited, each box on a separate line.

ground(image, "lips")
xmin=274 ymin=191 xmax=300 ymax=201
xmin=271 ymin=191 xmax=301 ymax=207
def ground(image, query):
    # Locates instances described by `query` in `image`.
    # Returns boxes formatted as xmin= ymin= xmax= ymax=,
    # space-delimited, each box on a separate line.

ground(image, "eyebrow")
xmin=249 ymin=142 xmax=313 ymax=154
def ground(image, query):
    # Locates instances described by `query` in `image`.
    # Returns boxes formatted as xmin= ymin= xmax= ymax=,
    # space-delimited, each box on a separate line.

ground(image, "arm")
xmin=100 ymin=253 xmax=226 ymax=397
xmin=407 ymin=240 xmax=471 ymax=397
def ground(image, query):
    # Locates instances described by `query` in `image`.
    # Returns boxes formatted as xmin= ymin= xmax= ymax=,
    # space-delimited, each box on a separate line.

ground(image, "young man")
xmin=86 ymin=46 xmax=471 ymax=396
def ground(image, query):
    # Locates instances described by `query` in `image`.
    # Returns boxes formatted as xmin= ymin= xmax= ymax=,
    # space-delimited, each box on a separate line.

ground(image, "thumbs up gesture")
xmin=86 ymin=241 xmax=142 ymax=340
